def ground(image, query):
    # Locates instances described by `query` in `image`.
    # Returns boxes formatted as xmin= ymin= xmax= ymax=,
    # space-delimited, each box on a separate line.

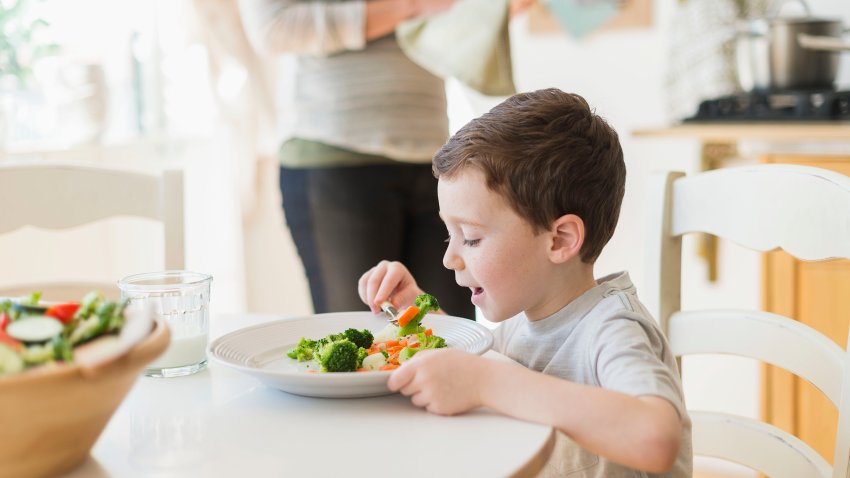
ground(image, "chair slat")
xmin=0 ymin=163 xmax=164 ymax=233
xmin=671 ymin=165 xmax=850 ymax=261
xmin=692 ymin=411 xmax=831 ymax=478
xmin=669 ymin=310 xmax=844 ymax=406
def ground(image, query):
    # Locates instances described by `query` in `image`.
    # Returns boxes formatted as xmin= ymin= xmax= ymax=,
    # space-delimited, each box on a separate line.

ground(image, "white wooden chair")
xmin=0 ymin=161 xmax=184 ymax=301
xmin=645 ymin=164 xmax=850 ymax=478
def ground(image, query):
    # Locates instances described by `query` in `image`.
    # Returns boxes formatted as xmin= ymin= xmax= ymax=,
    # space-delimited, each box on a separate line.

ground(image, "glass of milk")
xmin=118 ymin=271 xmax=213 ymax=378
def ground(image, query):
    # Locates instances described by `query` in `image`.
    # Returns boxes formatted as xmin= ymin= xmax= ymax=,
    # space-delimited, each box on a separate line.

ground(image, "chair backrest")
xmin=0 ymin=161 xmax=184 ymax=301
xmin=644 ymin=164 xmax=850 ymax=478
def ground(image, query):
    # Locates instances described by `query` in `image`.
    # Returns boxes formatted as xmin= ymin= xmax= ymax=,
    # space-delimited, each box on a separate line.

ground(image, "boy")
xmin=357 ymin=88 xmax=691 ymax=477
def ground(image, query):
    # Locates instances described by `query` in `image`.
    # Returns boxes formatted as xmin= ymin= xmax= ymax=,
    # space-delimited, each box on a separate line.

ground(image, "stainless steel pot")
xmin=735 ymin=0 xmax=850 ymax=91
xmin=770 ymin=16 xmax=847 ymax=90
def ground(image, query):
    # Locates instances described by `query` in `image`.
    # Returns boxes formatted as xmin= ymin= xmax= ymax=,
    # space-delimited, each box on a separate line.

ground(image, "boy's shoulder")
xmin=578 ymin=271 xmax=646 ymax=323
xmin=574 ymin=272 xmax=663 ymax=345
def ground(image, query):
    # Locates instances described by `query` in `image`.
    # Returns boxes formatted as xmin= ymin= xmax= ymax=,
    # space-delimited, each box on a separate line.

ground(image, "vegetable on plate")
xmin=286 ymin=293 xmax=447 ymax=373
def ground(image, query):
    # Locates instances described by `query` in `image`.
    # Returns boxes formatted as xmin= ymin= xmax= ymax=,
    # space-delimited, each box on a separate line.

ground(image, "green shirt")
xmin=279 ymin=138 xmax=399 ymax=169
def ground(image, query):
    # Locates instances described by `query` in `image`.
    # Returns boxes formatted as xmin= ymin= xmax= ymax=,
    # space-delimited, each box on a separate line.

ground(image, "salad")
xmin=287 ymin=294 xmax=447 ymax=372
xmin=0 ymin=291 xmax=127 ymax=376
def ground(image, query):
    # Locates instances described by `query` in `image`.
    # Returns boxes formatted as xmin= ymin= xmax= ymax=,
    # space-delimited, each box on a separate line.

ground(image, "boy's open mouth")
xmin=470 ymin=287 xmax=485 ymax=306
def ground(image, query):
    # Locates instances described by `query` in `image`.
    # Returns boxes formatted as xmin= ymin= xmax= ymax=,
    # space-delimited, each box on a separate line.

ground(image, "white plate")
xmin=208 ymin=312 xmax=493 ymax=398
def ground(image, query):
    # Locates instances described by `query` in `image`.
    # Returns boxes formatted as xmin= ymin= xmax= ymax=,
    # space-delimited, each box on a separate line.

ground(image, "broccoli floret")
xmin=315 ymin=332 xmax=346 ymax=353
xmin=318 ymin=340 xmax=360 ymax=372
xmin=425 ymin=335 xmax=446 ymax=349
xmin=287 ymin=337 xmax=318 ymax=361
xmin=414 ymin=293 xmax=440 ymax=312
xmin=356 ymin=347 xmax=368 ymax=369
xmin=399 ymin=293 xmax=441 ymax=336
xmin=343 ymin=328 xmax=374 ymax=349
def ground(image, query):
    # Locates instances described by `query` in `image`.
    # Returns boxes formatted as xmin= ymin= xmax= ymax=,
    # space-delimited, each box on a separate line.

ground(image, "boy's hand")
xmin=387 ymin=348 xmax=487 ymax=415
xmin=358 ymin=261 xmax=425 ymax=313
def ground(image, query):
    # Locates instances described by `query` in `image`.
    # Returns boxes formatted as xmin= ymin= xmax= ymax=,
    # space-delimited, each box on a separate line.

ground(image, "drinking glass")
xmin=118 ymin=271 xmax=212 ymax=377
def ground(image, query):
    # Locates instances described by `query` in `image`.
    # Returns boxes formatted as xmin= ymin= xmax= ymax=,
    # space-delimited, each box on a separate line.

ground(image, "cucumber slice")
xmin=0 ymin=344 xmax=24 ymax=375
xmin=20 ymin=343 xmax=55 ymax=365
xmin=6 ymin=316 xmax=63 ymax=343
xmin=10 ymin=302 xmax=48 ymax=316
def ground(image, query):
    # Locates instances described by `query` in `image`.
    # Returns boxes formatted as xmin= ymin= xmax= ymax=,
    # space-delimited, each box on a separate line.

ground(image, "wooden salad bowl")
xmin=0 ymin=318 xmax=169 ymax=478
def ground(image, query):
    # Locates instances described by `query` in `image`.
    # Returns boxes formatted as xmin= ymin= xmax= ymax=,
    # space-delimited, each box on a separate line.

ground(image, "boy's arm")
xmin=389 ymin=350 xmax=682 ymax=474
xmin=480 ymin=360 xmax=682 ymax=473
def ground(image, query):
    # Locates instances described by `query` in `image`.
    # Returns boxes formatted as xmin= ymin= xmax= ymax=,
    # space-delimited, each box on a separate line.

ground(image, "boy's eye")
xmin=462 ymin=238 xmax=481 ymax=247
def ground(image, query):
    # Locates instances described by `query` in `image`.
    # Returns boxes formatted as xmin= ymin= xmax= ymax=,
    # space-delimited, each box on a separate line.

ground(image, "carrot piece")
xmin=396 ymin=305 xmax=420 ymax=327
xmin=356 ymin=368 xmax=369 ymax=372
xmin=384 ymin=340 xmax=400 ymax=348
xmin=424 ymin=328 xmax=432 ymax=336
xmin=379 ymin=363 xmax=399 ymax=371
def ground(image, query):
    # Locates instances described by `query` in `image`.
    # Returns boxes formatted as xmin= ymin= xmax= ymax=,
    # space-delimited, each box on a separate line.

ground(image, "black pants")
xmin=279 ymin=163 xmax=475 ymax=319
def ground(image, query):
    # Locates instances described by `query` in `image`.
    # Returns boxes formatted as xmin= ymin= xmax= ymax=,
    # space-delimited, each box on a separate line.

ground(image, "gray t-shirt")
xmin=493 ymin=272 xmax=692 ymax=478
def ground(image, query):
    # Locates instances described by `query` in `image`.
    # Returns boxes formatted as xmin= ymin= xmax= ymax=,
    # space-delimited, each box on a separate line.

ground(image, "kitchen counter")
xmin=634 ymin=122 xmax=850 ymax=142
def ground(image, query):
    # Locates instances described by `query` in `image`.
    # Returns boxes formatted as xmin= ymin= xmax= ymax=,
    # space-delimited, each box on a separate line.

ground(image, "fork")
xmin=379 ymin=301 xmax=399 ymax=325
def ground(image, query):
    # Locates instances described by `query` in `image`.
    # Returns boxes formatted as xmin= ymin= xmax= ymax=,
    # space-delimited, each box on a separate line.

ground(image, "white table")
xmin=65 ymin=314 xmax=555 ymax=478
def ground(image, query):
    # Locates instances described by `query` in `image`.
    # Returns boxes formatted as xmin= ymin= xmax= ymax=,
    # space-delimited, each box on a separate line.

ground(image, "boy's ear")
xmin=548 ymin=214 xmax=584 ymax=264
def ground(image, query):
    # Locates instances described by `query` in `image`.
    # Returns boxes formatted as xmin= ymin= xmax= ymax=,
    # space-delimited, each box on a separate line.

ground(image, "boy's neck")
xmin=524 ymin=261 xmax=598 ymax=322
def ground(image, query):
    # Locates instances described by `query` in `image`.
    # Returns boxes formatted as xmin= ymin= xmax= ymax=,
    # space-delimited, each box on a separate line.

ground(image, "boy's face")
xmin=438 ymin=169 xmax=557 ymax=322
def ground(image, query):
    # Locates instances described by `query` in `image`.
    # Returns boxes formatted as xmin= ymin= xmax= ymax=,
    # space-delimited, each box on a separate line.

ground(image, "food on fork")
xmin=286 ymin=293 xmax=445 ymax=372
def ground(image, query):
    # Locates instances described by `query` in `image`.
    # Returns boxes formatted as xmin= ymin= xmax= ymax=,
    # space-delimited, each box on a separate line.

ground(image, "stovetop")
xmin=684 ymin=89 xmax=850 ymax=123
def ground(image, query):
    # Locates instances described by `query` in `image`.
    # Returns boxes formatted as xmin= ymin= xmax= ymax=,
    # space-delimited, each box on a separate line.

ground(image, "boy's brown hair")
xmin=432 ymin=88 xmax=625 ymax=263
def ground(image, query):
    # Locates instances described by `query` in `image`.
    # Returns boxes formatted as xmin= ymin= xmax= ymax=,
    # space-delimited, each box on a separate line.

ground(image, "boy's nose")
xmin=442 ymin=245 xmax=464 ymax=271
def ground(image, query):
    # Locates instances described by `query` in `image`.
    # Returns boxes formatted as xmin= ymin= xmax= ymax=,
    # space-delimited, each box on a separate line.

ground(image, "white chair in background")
xmin=0 ymin=161 xmax=184 ymax=301
xmin=644 ymin=164 xmax=850 ymax=478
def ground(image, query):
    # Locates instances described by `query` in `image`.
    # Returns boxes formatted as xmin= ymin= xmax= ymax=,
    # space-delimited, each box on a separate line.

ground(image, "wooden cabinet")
xmin=635 ymin=124 xmax=850 ymax=464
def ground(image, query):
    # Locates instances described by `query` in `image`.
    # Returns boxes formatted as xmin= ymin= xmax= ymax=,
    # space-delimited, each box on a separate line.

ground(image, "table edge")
xmin=507 ymin=428 xmax=558 ymax=478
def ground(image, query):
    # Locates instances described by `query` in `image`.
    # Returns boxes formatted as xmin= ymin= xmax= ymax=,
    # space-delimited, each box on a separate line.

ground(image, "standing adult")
xmin=237 ymin=0 xmax=475 ymax=318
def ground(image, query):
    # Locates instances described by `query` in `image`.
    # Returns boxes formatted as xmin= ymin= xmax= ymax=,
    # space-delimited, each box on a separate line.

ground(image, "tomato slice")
xmin=0 ymin=328 xmax=22 ymax=352
xmin=45 ymin=303 xmax=81 ymax=324
xmin=0 ymin=312 xmax=9 ymax=331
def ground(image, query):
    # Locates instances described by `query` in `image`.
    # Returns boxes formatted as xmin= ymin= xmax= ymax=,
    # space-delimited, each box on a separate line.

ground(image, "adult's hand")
xmin=510 ymin=0 xmax=535 ymax=18
xmin=366 ymin=0 xmax=455 ymax=40
xmin=412 ymin=0 xmax=456 ymax=18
